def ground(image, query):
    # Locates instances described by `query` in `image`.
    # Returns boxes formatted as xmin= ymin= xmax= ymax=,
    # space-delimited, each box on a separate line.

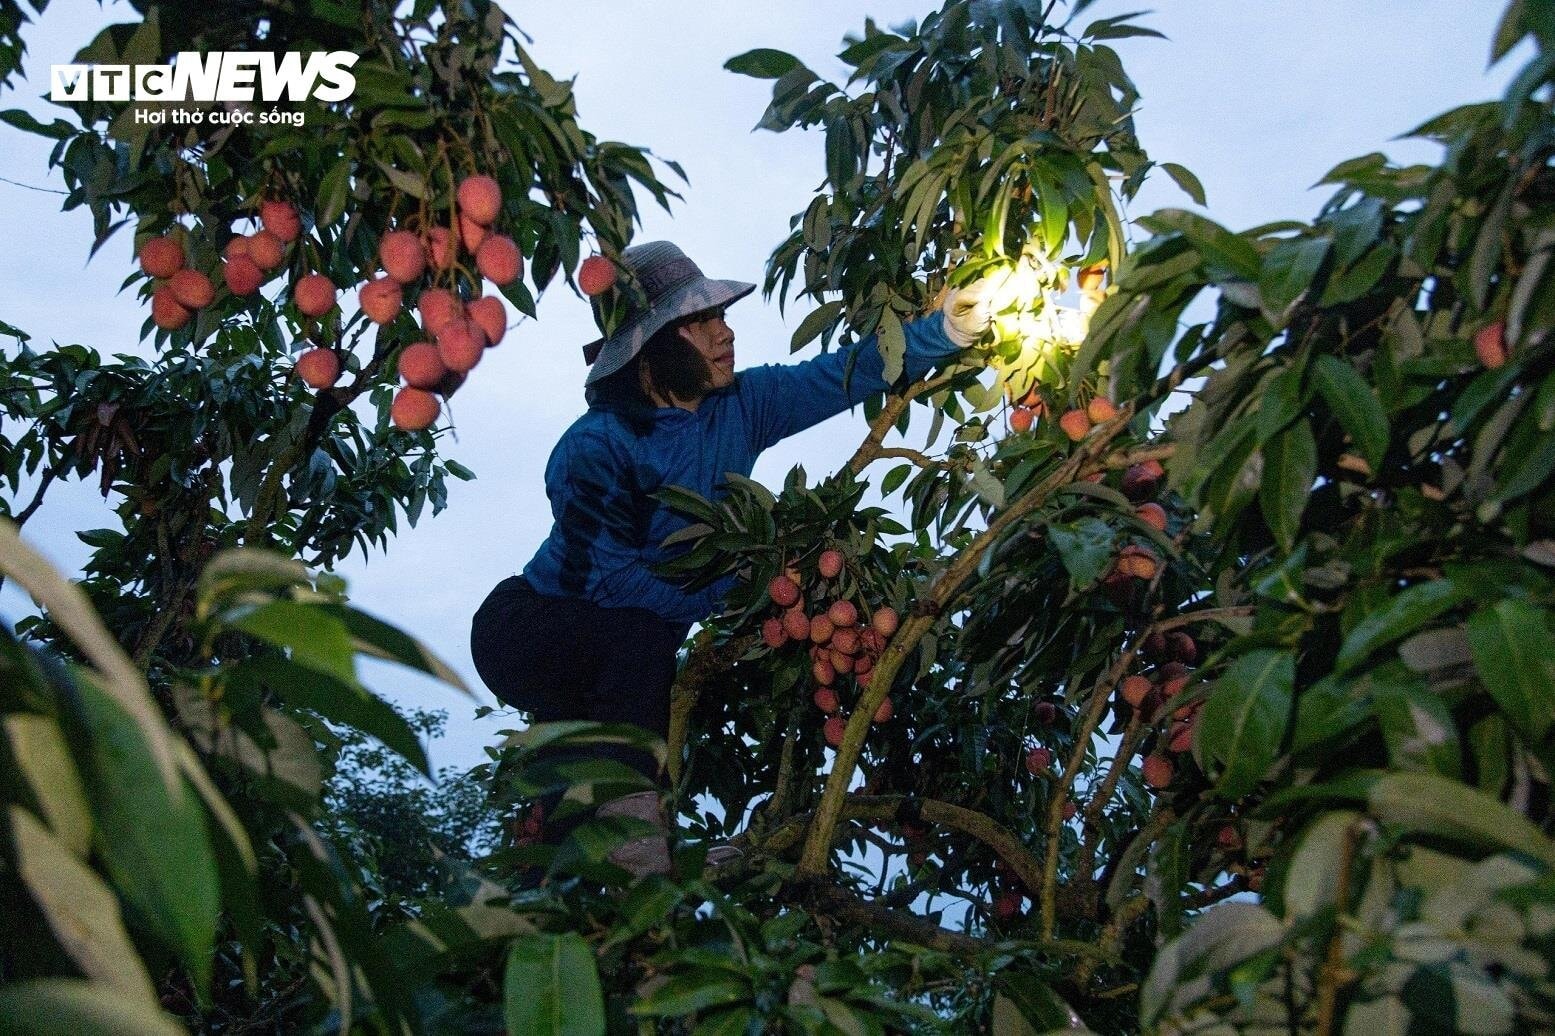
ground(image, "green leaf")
xmin=227 ymin=600 xmax=357 ymax=686
xmin=791 ymin=301 xmax=844 ymax=353
xmin=1160 ymin=162 xmax=1206 ymax=206
xmin=724 ymin=48 xmax=803 ymax=79
xmin=631 ymin=973 xmax=750 ymax=1017
xmin=69 ymin=673 xmax=219 ymax=991
xmin=1195 ymin=650 xmax=1294 ymax=799
xmin=5 ymin=713 xmax=92 ymax=855
xmin=1135 ymin=209 xmax=1259 ymax=279
xmin=1467 ymin=600 xmax=1555 ymax=742
xmin=503 ymin=932 xmax=606 ymax=1036
xmin=1258 ymin=236 xmax=1330 ymax=325
xmin=1048 ymin=517 xmax=1115 ymax=589
xmin=9 ymin=806 xmax=156 ymax=1005
xmin=1311 ymin=354 xmax=1389 ymax=472
xmin=0 ymin=980 xmax=185 ymax=1036
xmin=877 ymin=309 xmax=906 ymax=384
xmin=1367 ymin=772 xmax=1555 ymax=866
xmin=1336 ymin=581 xmax=1464 ymax=675
xmin=1259 ymin=419 xmax=1316 ymax=552
xmin=324 ymin=603 xmax=469 ymax=694
xmin=0 ymin=108 xmax=77 ymax=139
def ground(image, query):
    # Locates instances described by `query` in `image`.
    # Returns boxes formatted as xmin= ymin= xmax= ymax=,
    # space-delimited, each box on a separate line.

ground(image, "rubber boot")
xmin=596 ymin=790 xmax=672 ymax=878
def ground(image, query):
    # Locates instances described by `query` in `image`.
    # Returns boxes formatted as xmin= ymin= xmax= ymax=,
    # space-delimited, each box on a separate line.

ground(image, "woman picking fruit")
xmin=470 ymin=241 xmax=998 ymax=879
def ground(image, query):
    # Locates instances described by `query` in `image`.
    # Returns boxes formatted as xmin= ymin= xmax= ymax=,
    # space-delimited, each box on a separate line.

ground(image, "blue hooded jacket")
xmin=522 ymin=312 xmax=961 ymax=623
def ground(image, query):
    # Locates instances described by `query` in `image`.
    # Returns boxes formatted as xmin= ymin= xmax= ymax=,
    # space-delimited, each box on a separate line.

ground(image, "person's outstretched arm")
xmin=737 ymin=310 xmax=967 ymax=453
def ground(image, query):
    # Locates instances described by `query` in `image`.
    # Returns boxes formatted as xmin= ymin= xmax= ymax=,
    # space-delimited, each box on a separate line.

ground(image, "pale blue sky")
xmin=0 ymin=2 xmax=1521 ymax=773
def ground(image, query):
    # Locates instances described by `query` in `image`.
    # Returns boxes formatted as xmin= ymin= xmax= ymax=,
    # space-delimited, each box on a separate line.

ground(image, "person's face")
xmin=676 ymin=307 xmax=735 ymax=391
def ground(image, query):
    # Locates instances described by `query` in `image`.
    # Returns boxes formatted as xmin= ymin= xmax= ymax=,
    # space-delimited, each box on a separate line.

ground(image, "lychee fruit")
xmin=814 ymin=687 xmax=840 ymax=714
xmin=418 ymin=287 xmax=462 ymax=336
xmin=823 ymin=715 xmax=847 ymax=747
xmin=223 ymin=237 xmax=251 ymax=262
xmin=476 ymin=234 xmax=522 ymax=286
xmin=1135 ymin=502 xmax=1168 ymax=532
xmin=1216 ymin=824 xmax=1242 ymax=852
xmin=831 ymin=627 xmax=860 ymax=656
xmin=782 ymin=608 xmax=810 ymax=641
xmin=873 ymin=697 xmax=894 ymax=723
xmin=424 ymin=226 xmax=456 ymax=271
xmin=1087 ymin=397 xmax=1120 ymax=423
xmin=1033 ymin=701 xmax=1058 ymax=725
xmin=854 ymin=653 xmax=873 ymax=676
xmin=467 ymin=295 xmax=507 ymax=346
xmin=1010 ymin=407 xmax=1034 ymax=433
xmin=762 ymin=617 xmax=787 ymax=649
xmin=1024 ymin=746 xmax=1053 ymax=776
xmin=1158 ymin=661 xmax=1190 ymax=698
xmin=1167 ymin=720 xmax=1194 ymax=754
xmin=246 ymin=229 xmax=285 ymax=271
xmin=830 ymin=649 xmax=855 ymax=675
xmin=380 ymin=230 xmax=427 ymax=284
xmin=1475 ymin=321 xmax=1508 ymax=369
xmin=871 ymin=607 xmax=900 ymax=638
xmin=1167 ymin=632 xmax=1198 ymax=665
xmin=169 ymin=269 xmax=215 ymax=309
xmin=359 ymin=276 xmax=403 ymax=325
xmin=818 ymin=549 xmax=844 ymax=579
xmin=138 ymin=236 xmax=185 ymax=279
xmin=398 ymin=342 xmax=447 ymax=389
xmin=151 ymin=286 xmax=191 ymax=330
xmin=457 ymin=175 xmax=502 ymax=225
xmin=768 ymin=575 xmax=801 ymax=607
xmin=993 ymin=890 xmax=1022 ymax=920
xmin=1059 ymin=409 xmax=1091 ymax=442
xmin=294 ymin=273 xmax=337 ymax=317
xmin=1143 ymin=632 xmax=1169 ymax=662
xmin=436 ymin=318 xmax=487 ymax=373
xmin=809 ymin=614 xmax=835 ymax=644
xmin=1122 ymin=459 xmax=1165 ymax=501
xmin=223 ymin=256 xmax=263 ymax=296
xmin=1116 ymin=545 xmax=1161 ymax=580
xmin=828 ymin=600 xmax=858 ymax=628
xmin=260 ymin=199 xmax=301 ymax=243
xmin=459 ymin=212 xmax=488 ymax=252
xmin=295 ymin=348 xmax=340 ymax=390
xmin=812 ymin=657 xmax=836 ymax=686
xmin=1061 ymin=797 xmax=1078 ymax=820
xmin=1120 ymin=675 xmax=1152 ymax=709
xmin=390 ymin=387 xmax=440 ymax=431
xmin=1142 ymin=754 xmax=1174 ymax=789
xmin=579 ymin=255 xmax=616 ymax=296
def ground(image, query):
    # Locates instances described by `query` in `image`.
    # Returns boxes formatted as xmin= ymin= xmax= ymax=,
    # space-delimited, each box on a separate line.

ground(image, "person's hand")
xmin=941 ymin=269 xmax=1013 ymax=348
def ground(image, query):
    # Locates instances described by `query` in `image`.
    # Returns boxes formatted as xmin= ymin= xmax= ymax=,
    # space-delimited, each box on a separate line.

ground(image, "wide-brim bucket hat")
xmin=581 ymin=241 xmax=755 ymax=386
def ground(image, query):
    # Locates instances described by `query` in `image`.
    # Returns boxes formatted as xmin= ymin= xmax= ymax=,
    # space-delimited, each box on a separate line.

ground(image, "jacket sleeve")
xmin=736 ymin=311 xmax=962 ymax=453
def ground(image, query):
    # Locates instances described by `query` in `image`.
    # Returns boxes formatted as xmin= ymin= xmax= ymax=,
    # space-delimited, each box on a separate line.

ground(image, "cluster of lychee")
xmin=1117 ymin=627 xmax=1201 ymax=791
xmin=760 ymin=549 xmax=902 ymax=749
xmin=1097 ymin=457 xmax=1169 ymax=605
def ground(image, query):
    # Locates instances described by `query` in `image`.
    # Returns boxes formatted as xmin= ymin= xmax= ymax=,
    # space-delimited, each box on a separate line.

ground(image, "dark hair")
xmin=585 ymin=316 xmax=717 ymax=419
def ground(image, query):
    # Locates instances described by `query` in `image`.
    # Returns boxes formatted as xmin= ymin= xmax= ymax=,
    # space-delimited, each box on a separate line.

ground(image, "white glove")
xmin=941 ymin=269 xmax=1012 ymax=348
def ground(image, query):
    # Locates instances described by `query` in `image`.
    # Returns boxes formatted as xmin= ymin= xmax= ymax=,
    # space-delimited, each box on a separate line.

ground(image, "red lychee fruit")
xmin=457 ymin=175 xmax=502 ymax=225
xmin=873 ymin=697 xmax=894 ymax=723
xmin=1216 ymin=824 xmax=1242 ymax=852
xmin=579 ymin=255 xmax=616 ymax=296
xmin=476 ymin=234 xmax=522 ymax=286
xmin=812 ymin=657 xmax=836 ymax=686
xmin=390 ymin=387 xmax=440 ymax=431
xmin=809 ymin=615 xmax=836 ymax=645
xmin=832 ymin=627 xmax=860 ymax=656
xmin=823 ymin=715 xmax=848 ymax=747
xmin=459 ymin=212 xmax=488 ymax=252
xmin=761 ymin=617 xmax=787 ymax=648
xmin=169 ymin=269 xmax=215 ymax=309
xmin=1142 ymin=754 xmax=1174 ymax=789
xmin=1167 ymin=720 xmax=1194 ymax=754
xmin=418 ymin=287 xmax=462 ymax=335
xmin=246 ymin=229 xmax=285 ymax=271
xmin=260 ymin=199 xmax=301 ymax=243
xmin=861 ymin=628 xmax=886 ymax=655
xmin=814 ymin=687 xmax=839 ymax=714
xmin=295 ymin=348 xmax=340 ymax=390
xmin=856 ymin=669 xmax=874 ymax=687
xmin=294 ymin=273 xmax=337 ymax=317
xmin=380 ymin=230 xmax=427 ymax=284
xmin=1167 ymin=631 xmax=1198 ymax=665
xmin=138 ymin=236 xmax=185 ymax=279
xmin=1135 ymin=502 xmax=1168 ymax=532
xmin=830 ymin=649 xmax=855 ymax=675
xmin=151 ymin=286 xmax=191 ymax=330
xmin=854 ymin=653 xmax=873 ymax=676
xmin=993 ymin=890 xmax=1022 ymax=920
xmin=424 ymin=226 xmax=456 ymax=271
xmin=1122 ymin=459 xmax=1165 ymax=501
xmin=1024 ymin=746 xmax=1053 ymax=776
xmin=782 ymin=607 xmax=810 ymax=642
xmin=436 ymin=318 xmax=487 ymax=373
xmin=1087 ymin=396 xmax=1120 ymax=423
xmin=467 ymin=295 xmax=507 ymax=347
xmin=1143 ymin=632 xmax=1169 ymax=662
xmin=1117 ymin=544 xmax=1161 ymax=580
xmin=1059 ymin=408 xmax=1091 ymax=442
xmin=1033 ymin=701 xmax=1058 ymax=725
xmin=828 ymin=600 xmax=858 ymax=628
xmin=768 ymin=575 xmax=801 ymax=608
xmin=359 ymin=276 xmax=403 ymax=325
xmin=871 ymin=607 xmax=900 ymax=638
xmin=1062 ymin=798 xmax=1078 ymax=820
xmin=1010 ymin=407 xmax=1034 ymax=433
xmin=223 ymin=256 xmax=263 ymax=296
xmin=223 ymin=237 xmax=251 ymax=262
xmin=1120 ymin=675 xmax=1152 ymax=709
xmin=398 ymin=342 xmax=447 ymax=389
xmin=1475 ymin=321 xmax=1508 ymax=369
xmin=818 ymin=549 xmax=844 ymax=579
xmin=1158 ymin=661 xmax=1191 ymax=698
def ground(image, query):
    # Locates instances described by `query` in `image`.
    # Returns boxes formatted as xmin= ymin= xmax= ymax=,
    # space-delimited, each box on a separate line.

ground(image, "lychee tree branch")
xmin=796 ymin=408 xmax=1134 ymax=875
xmin=846 ymin=369 xmax=960 ymax=476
